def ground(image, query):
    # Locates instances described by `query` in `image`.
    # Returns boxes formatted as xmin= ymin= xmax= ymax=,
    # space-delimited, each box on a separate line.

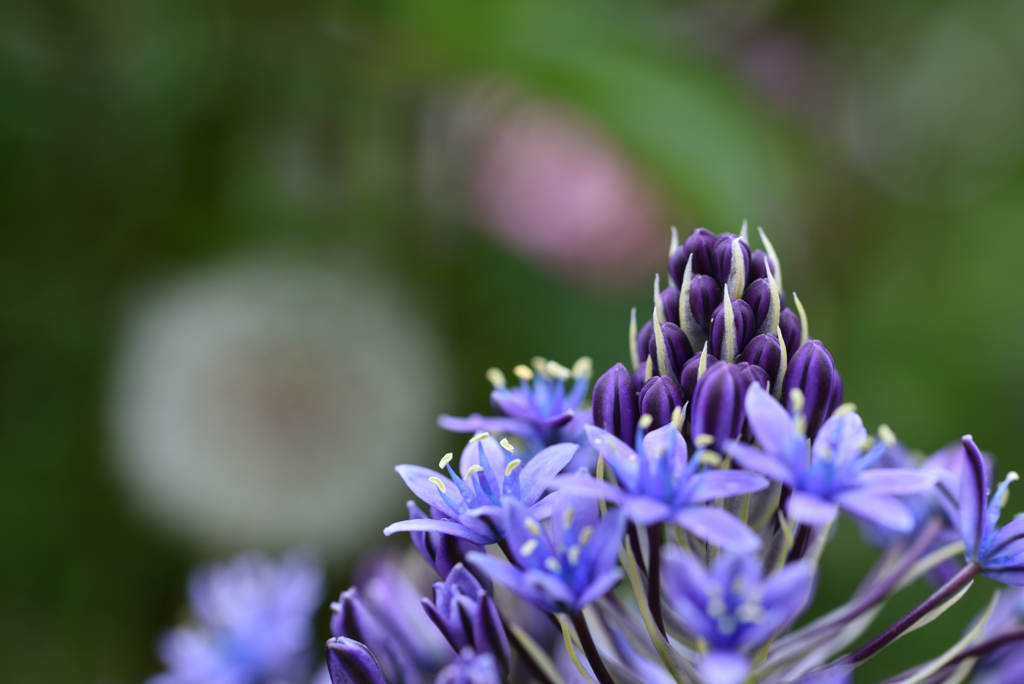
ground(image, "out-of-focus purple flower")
xmin=638 ymin=376 xmax=684 ymax=431
xmin=422 ymin=564 xmax=510 ymax=677
xmin=592 ymin=362 xmax=639 ymax=444
xmin=467 ymin=495 xmax=624 ymax=614
xmin=662 ymin=548 xmax=815 ymax=684
xmin=385 ymin=435 xmax=577 ymax=544
xmin=434 ymin=649 xmax=502 ymax=684
xmin=726 ymin=384 xmax=937 ymax=530
xmin=690 ymin=362 xmax=748 ymax=450
xmin=148 ymin=553 xmax=324 ymax=684
xmin=958 ymin=436 xmax=1024 ymax=586
xmin=439 ymin=358 xmax=592 ymax=454
xmin=973 ymin=588 xmax=1024 ymax=684
xmin=782 ymin=340 xmax=838 ymax=438
xmin=406 ymin=501 xmax=486 ymax=580
xmin=558 ymin=424 xmax=766 ymax=553
xmin=326 ymin=637 xmax=386 ymax=684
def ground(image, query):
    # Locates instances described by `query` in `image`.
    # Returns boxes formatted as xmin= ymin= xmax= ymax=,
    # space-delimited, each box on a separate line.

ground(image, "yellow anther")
xmin=671 ymin=405 xmax=684 ymax=431
xmin=465 ymin=464 xmax=484 ymax=476
xmin=572 ymin=356 xmax=593 ymax=380
xmin=737 ymin=603 xmax=763 ymax=624
xmin=500 ymin=438 xmax=515 ymax=453
xmin=519 ymin=539 xmax=539 ymax=557
xmin=578 ymin=525 xmax=594 ymax=545
xmin=504 ymin=459 xmax=522 ymax=476
xmin=429 ymin=477 xmax=446 ymax=493
xmin=1009 ymin=472 xmax=1020 ymax=482
xmin=695 ymin=433 xmax=715 ymax=448
xmin=546 ymin=360 xmax=571 ymax=380
xmin=638 ymin=413 xmax=654 ymax=429
xmin=469 ymin=431 xmax=490 ymax=443
xmin=698 ymin=450 xmax=723 ymax=467
xmin=512 ymin=365 xmax=534 ymax=381
xmin=544 ymin=557 xmax=563 ymax=573
xmin=878 ymin=423 xmax=897 ymax=446
xmin=831 ymin=402 xmax=857 ymax=419
xmin=485 ymin=367 xmax=507 ymax=390
xmin=706 ymin=597 xmax=727 ymax=617
xmin=525 ymin=517 xmax=541 ymax=536
xmin=530 ymin=356 xmax=548 ymax=374
xmin=789 ymin=388 xmax=806 ymax=415
xmin=439 ymin=453 xmax=454 ymax=469
xmin=567 ymin=544 xmax=582 ymax=566
xmin=562 ymin=506 xmax=575 ymax=530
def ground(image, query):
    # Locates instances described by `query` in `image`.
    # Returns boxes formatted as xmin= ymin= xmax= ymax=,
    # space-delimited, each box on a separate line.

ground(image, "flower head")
xmin=385 ymin=434 xmax=577 ymax=544
xmin=148 ymin=553 xmax=324 ymax=684
xmin=662 ymin=548 xmax=815 ymax=684
xmin=559 ymin=423 xmax=767 ymax=553
xmin=727 ymin=384 xmax=937 ymax=530
xmin=468 ymin=495 xmax=624 ymax=613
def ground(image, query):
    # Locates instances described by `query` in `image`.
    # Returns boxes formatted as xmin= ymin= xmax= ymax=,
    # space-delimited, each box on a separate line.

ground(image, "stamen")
xmin=578 ymin=525 xmax=594 ymax=545
xmin=504 ymin=459 xmax=522 ymax=476
xmin=464 ymin=465 xmax=484 ymax=476
xmin=706 ymin=597 xmax=726 ymax=617
xmin=638 ymin=414 xmax=654 ymax=430
xmin=793 ymin=292 xmax=809 ymax=348
xmin=737 ymin=603 xmax=763 ymax=624
xmin=512 ymin=365 xmax=534 ymax=381
xmin=757 ymin=226 xmax=783 ymax=290
xmin=722 ymin=289 xmax=737 ymax=363
xmin=671 ymin=405 xmax=684 ymax=431
xmin=789 ymin=388 xmax=806 ymax=416
xmin=525 ymin=517 xmax=541 ymax=536
xmin=499 ymin=438 xmax=515 ymax=453
xmin=694 ymin=433 xmax=715 ymax=448
xmin=485 ymin=367 xmax=507 ymax=390
xmin=832 ymin=402 xmax=858 ymax=419
xmin=698 ymin=450 xmax=723 ymax=467
xmin=519 ymin=539 xmax=539 ymax=557
xmin=544 ymin=557 xmax=562 ymax=573
xmin=429 ymin=477 xmax=446 ymax=493
xmin=469 ymin=431 xmax=490 ymax=443
xmin=531 ymin=356 xmax=548 ymax=374
xmin=439 ymin=453 xmax=453 ymax=469
xmin=562 ymin=506 xmax=575 ymax=530
xmin=629 ymin=308 xmax=640 ymax=371
xmin=727 ymin=238 xmax=746 ymax=300
xmin=546 ymin=360 xmax=571 ymax=380
xmin=998 ymin=472 xmax=1020 ymax=508
xmin=572 ymin=356 xmax=593 ymax=380
xmin=567 ymin=544 xmax=582 ymax=566
xmin=878 ymin=424 xmax=897 ymax=446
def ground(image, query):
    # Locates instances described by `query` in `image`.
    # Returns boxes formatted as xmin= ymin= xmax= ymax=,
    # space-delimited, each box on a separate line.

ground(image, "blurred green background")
xmin=2 ymin=0 xmax=1024 ymax=681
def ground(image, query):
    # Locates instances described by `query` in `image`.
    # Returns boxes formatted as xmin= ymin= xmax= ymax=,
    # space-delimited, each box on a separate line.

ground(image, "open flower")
xmin=557 ymin=423 xmax=768 ymax=553
xmin=439 ymin=358 xmax=592 ymax=454
xmin=959 ymin=435 xmax=1024 ymax=586
xmin=385 ymin=435 xmax=577 ymax=544
xmin=467 ymin=495 xmax=624 ymax=614
xmin=662 ymin=548 xmax=815 ymax=684
xmin=726 ymin=384 xmax=937 ymax=530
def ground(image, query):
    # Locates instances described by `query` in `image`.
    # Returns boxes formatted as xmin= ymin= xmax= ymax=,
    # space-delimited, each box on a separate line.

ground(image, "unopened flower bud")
xmin=739 ymin=333 xmax=783 ymax=392
xmin=830 ymin=369 xmax=844 ymax=411
xmin=639 ymin=376 xmax=685 ymax=431
xmin=709 ymin=297 xmax=754 ymax=361
xmin=591 ymin=363 xmax=639 ymax=443
xmin=687 ymin=274 xmax=723 ymax=333
xmin=737 ymin=361 xmax=770 ymax=391
xmin=782 ymin=340 xmax=837 ymax=437
xmin=659 ymin=285 xmax=680 ymax=326
xmin=690 ymin=362 xmax=746 ymax=448
xmin=326 ymin=637 xmax=387 ymax=684
xmin=636 ymin=319 xmax=654 ymax=367
xmin=669 ymin=227 xmax=716 ymax=284
xmin=748 ymin=248 xmax=777 ymax=282
xmin=648 ymin=322 xmax=693 ymax=379
xmin=679 ymin=349 xmax=718 ymax=402
xmin=779 ymin=308 xmax=801 ymax=358
xmin=712 ymin=233 xmax=751 ymax=296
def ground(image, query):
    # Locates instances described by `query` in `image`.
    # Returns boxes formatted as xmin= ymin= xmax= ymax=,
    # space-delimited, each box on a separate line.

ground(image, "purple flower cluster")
xmin=148 ymin=226 xmax=1024 ymax=684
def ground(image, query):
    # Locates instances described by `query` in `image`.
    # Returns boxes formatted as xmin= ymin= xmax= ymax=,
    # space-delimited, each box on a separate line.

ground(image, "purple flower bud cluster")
xmin=148 ymin=224 xmax=1024 ymax=684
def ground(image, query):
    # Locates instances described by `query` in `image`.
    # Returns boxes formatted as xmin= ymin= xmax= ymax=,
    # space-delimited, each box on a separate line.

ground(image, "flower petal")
xmin=724 ymin=442 xmax=795 ymax=485
xmin=687 ymin=470 xmax=769 ymax=504
xmin=383 ymin=518 xmax=492 ymax=545
xmin=702 ymin=650 xmax=750 ymax=684
xmin=575 ymin=568 xmax=624 ymax=609
xmin=762 ymin=561 xmax=815 ymax=624
xmin=466 ymin=552 xmax=544 ymax=605
xmin=395 ymin=465 xmax=460 ymax=518
xmin=785 ymin=491 xmax=839 ymax=527
xmin=743 ymin=383 xmax=794 ymax=454
xmin=959 ymin=436 xmax=989 ymax=560
xmin=519 ymin=443 xmax=578 ymax=505
xmin=438 ymin=413 xmax=536 ymax=441
xmin=642 ymin=424 xmax=689 ymax=470
xmin=812 ymin=412 xmax=867 ymax=466
xmin=855 ymin=468 xmax=939 ymax=495
xmin=553 ymin=474 xmax=625 ymax=504
xmin=621 ymin=496 xmax=673 ymax=525
xmin=585 ymin=424 xmax=640 ymax=490
xmin=458 ymin=436 xmax=508 ymax=487
xmin=834 ymin=490 xmax=915 ymax=532
xmin=674 ymin=506 xmax=761 ymax=553
xmin=984 ymin=517 xmax=1024 ymax=566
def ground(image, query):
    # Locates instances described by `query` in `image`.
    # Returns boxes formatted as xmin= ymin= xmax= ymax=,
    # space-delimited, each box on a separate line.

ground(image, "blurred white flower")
xmin=108 ymin=254 xmax=450 ymax=555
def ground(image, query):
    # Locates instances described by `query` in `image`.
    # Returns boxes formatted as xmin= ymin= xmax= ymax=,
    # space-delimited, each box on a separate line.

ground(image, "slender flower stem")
xmin=627 ymin=523 xmax=647 ymax=582
xmin=572 ymin=611 xmax=617 ymax=684
xmin=834 ymin=561 xmax=982 ymax=667
xmin=504 ymin=622 xmax=559 ymax=684
xmin=647 ymin=524 xmax=666 ymax=636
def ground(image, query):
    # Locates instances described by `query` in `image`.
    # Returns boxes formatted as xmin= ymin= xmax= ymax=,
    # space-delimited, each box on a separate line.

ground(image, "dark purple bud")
xmin=779 ymin=308 xmax=801 ymax=359
xmin=592 ymin=363 xmax=639 ymax=443
xmin=737 ymin=361 xmax=770 ymax=391
xmin=648 ymin=322 xmax=693 ymax=379
xmin=783 ymin=340 xmax=836 ymax=438
xmin=639 ymin=376 xmax=684 ymax=431
xmin=830 ymin=369 xmax=844 ymax=410
xmin=326 ymin=637 xmax=387 ymax=684
xmin=711 ymin=233 xmax=751 ymax=290
xmin=680 ymin=351 xmax=718 ymax=402
xmin=687 ymin=274 xmax=722 ymax=333
xmin=743 ymin=279 xmax=775 ymax=333
xmin=659 ymin=286 xmax=680 ymax=326
xmin=739 ymin=334 xmax=783 ymax=391
xmin=709 ymin=297 xmax=754 ymax=361
xmin=690 ymin=362 xmax=746 ymax=448
xmin=636 ymin=320 xmax=654 ymax=366
xmin=632 ymin=365 xmax=647 ymax=391
xmin=669 ymin=227 xmax=716 ymax=284
xmin=748 ymin=249 xmax=774 ymax=281
xmin=330 ymin=588 xmax=379 ymax=642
